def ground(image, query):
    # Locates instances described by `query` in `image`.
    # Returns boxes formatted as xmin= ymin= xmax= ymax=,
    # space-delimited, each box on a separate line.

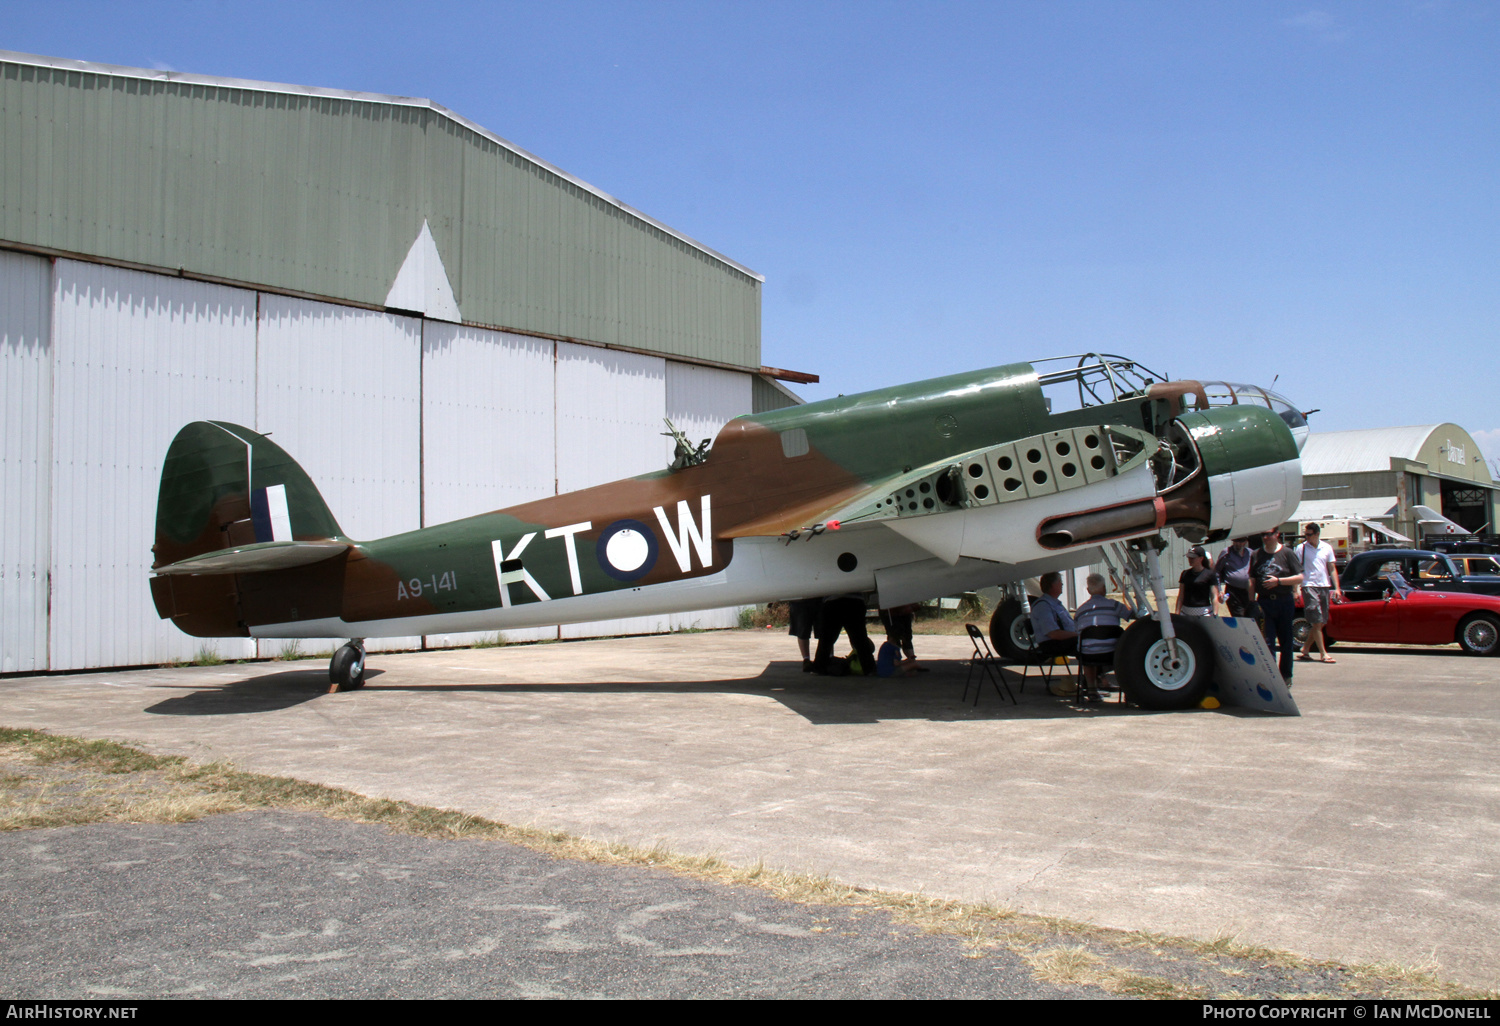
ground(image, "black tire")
xmin=1113 ymin=615 xmax=1213 ymax=710
xmin=1457 ymin=613 xmax=1500 ymax=656
xmin=990 ymin=598 xmax=1038 ymax=663
xmin=329 ymin=643 xmax=366 ymax=690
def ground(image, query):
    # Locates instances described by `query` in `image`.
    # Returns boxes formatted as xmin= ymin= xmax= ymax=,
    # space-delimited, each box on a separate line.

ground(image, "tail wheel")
xmin=330 ymin=643 xmax=366 ymax=690
xmin=990 ymin=598 xmax=1038 ymax=663
xmin=1457 ymin=614 xmax=1500 ymax=656
xmin=1114 ymin=615 xmax=1213 ymax=710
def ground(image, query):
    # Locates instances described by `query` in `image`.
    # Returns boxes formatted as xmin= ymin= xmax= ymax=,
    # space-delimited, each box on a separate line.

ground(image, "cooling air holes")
xmin=923 ymin=498 xmax=935 ymax=509
xmin=968 ymin=463 xmax=985 ymax=478
xmin=918 ymin=482 xmax=931 ymax=494
xmin=1032 ymin=470 xmax=1048 ymax=485
xmin=908 ymin=502 xmax=919 ymax=511
xmin=905 ymin=488 xmax=915 ymax=498
xmin=1026 ymin=448 xmax=1043 ymax=464
xmin=1083 ymin=433 xmax=1100 ymax=450
xmin=1054 ymin=441 xmax=1071 ymax=457
xmin=1091 ymin=455 xmax=1106 ymax=471
xmin=996 ymin=455 xmax=1013 ymax=471
xmin=1061 ymin=462 xmax=1077 ymax=478
xmin=837 ymin=552 xmax=858 ymax=572
xmin=1004 ymin=477 xmax=1023 ymax=492
xmin=974 ymin=484 xmax=990 ymax=499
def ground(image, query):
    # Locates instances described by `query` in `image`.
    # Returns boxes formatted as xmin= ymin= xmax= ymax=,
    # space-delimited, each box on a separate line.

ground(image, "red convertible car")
xmin=1295 ymin=572 xmax=1500 ymax=656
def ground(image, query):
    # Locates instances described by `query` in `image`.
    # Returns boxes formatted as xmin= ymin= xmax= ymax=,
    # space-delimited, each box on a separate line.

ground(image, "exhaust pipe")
xmin=1038 ymin=498 xmax=1165 ymax=548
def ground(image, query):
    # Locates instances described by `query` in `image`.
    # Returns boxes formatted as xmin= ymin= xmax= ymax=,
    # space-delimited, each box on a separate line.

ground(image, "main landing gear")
xmin=329 ymin=639 xmax=366 ymax=692
xmin=1102 ymin=541 xmax=1213 ymax=710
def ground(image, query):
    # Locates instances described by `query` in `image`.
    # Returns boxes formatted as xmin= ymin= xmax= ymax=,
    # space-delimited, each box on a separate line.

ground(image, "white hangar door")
xmin=421 ymin=321 xmax=556 ymax=648
xmin=664 ymin=362 xmax=754 ymax=630
xmin=554 ymin=343 xmax=676 ymax=640
xmin=1 ymin=251 xmax=53 ymax=672
xmin=255 ymin=295 xmax=423 ymax=655
xmin=49 ymin=260 xmax=258 ymax=670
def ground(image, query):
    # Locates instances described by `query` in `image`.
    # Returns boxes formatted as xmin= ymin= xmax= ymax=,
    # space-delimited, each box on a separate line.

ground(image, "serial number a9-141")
xmin=397 ymin=571 xmax=458 ymax=601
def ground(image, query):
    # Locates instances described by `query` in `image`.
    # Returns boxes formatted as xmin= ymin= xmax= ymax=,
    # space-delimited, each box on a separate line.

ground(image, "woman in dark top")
xmin=1176 ymin=545 xmax=1221 ymax=616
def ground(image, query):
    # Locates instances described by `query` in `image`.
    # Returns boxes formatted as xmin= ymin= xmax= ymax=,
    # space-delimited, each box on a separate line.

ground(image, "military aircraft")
xmin=149 ymin=354 xmax=1305 ymax=708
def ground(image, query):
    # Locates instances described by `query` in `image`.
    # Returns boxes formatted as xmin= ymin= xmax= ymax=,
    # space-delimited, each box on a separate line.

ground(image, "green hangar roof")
xmin=0 ymin=50 xmax=763 ymax=369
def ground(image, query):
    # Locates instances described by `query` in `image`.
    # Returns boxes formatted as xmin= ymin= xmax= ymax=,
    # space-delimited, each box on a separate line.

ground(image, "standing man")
xmin=1251 ymin=529 xmax=1304 ymax=685
xmin=1214 ymin=536 xmax=1255 ymax=618
xmin=786 ymin=597 xmax=822 ymax=673
xmin=1296 ymin=522 xmax=1343 ymax=664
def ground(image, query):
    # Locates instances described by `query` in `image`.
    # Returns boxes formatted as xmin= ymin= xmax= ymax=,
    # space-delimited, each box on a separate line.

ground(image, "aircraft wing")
xmin=723 ymin=423 xmax=1158 ymax=564
xmin=152 ymin=540 xmax=350 ymax=575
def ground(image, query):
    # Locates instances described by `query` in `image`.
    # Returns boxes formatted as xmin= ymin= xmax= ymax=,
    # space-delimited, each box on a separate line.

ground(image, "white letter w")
xmin=653 ymin=495 xmax=713 ymax=573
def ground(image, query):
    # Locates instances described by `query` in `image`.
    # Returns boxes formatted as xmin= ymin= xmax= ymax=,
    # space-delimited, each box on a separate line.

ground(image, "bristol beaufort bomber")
xmin=149 ymin=354 xmax=1305 ymax=707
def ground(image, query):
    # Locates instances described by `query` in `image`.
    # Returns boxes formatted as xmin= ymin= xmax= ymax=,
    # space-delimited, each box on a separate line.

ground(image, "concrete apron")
xmin=3 ymin=630 xmax=1497 ymax=989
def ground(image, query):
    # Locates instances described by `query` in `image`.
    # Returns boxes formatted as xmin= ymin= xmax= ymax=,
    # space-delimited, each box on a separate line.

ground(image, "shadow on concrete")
xmin=360 ymin=660 xmax=1190 ymax=725
xmin=144 ymin=668 xmax=386 ymax=716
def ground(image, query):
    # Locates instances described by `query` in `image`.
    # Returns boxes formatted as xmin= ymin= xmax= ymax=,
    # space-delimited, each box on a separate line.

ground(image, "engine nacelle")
xmin=1176 ymin=405 xmax=1302 ymax=541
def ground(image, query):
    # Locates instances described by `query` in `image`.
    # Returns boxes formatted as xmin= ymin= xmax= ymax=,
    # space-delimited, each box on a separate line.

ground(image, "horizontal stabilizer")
xmin=153 ymin=540 xmax=349 ymax=576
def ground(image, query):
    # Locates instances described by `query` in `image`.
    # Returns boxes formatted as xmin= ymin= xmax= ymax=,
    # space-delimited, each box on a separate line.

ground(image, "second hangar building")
xmin=0 ymin=51 xmax=805 ymax=673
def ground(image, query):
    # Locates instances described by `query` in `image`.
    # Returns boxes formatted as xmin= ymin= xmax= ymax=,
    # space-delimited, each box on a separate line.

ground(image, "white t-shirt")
xmin=1297 ymin=540 xmax=1336 ymax=588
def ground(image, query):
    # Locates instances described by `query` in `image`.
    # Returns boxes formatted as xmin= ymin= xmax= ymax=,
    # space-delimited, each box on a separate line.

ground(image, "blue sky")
xmin=5 ymin=1 xmax=1498 ymax=461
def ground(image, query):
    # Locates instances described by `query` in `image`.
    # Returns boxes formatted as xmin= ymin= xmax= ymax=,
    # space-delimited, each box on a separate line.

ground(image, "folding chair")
xmin=1022 ymin=639 xmax=1078 ymax=698
xmin=964 ymin=623 xmax=1017 ymax=706
xmin=1075 ymin=624 xmax=1126 ymax=706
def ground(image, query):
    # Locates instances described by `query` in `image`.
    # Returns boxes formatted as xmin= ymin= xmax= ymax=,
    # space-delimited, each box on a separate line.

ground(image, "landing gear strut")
xmin=1105 ymin=541 xmax=1212 ymax=710
xmin=329 ymin=640 xmax=366 ymax=692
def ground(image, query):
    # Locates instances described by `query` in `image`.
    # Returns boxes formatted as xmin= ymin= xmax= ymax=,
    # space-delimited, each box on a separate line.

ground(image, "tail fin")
xmin=153 ymin=421 xmax=344 ymax=569
xmin=151 ymin=422 xmax=348 ymax=637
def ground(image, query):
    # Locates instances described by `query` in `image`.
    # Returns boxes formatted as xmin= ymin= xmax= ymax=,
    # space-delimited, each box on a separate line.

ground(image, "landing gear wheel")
xmin=1114 ymin=615 xmax=1213 ymax=710
xmin=329 ymin=642 xmax=366 ymax=690
xmin=1457 ymin=614 xmax=1500 ymax=656
xmin=990 ymin=598 xmax=1038 ymax=663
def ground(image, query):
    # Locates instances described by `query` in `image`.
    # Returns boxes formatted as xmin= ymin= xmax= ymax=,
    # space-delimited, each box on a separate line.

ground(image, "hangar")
xmin=1291 ymin=425 xmax=1497 ymax=543
xmin=0 ymin=50 xmax=804 ymax=674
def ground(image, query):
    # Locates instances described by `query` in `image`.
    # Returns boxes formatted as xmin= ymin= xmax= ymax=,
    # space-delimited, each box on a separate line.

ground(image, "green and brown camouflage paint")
xmin=150 ymin=361 xmax=1294 ymax=638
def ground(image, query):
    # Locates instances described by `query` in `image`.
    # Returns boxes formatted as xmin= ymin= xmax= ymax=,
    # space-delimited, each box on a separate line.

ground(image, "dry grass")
xmin=1 ymin=726 xmax=1493 ymax=1000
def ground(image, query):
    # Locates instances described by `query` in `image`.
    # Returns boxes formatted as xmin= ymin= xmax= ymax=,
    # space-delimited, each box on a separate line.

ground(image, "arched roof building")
xmin=1293 ymin=424 xmax=1496 ymax=541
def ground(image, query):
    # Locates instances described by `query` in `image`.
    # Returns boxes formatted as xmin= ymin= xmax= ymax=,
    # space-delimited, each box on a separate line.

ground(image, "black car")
xmin=1340 ymin=549 xmax=1500 ymax=602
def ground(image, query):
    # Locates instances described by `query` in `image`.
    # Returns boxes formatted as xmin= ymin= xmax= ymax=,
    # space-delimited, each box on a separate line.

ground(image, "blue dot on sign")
xmin=1223 ymin=617 xmax=1237 ymax=628
xmin=1239 ymin=647 xmax=1256 ymax=665
xmin=1256 ymin=684 xmax=1274 ymax=701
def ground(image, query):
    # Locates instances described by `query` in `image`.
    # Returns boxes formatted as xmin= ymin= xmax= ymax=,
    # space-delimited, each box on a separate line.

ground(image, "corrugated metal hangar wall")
xmin=0 ymin=52 xmax=797 ymax=674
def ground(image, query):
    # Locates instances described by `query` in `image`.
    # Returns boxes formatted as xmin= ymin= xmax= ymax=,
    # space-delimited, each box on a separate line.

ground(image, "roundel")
xmin=596 ymin=519 xmax=659 ymax=581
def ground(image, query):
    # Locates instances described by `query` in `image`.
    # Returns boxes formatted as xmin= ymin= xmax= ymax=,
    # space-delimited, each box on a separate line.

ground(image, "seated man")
xmin=1029 ymin=572 xmax=1078 ymax=695
xmin=1074 ymin=573 xmax=1136 ymax=703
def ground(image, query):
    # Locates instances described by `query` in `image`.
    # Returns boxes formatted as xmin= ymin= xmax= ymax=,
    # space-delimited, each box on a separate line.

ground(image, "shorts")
xmin=787 ymin=598 xmax=821 ymax=639
xmin=1302 ymin=586 xmax=1331 ymax=626
xmin=1180 ymin=605 xmax=1213 ymax=617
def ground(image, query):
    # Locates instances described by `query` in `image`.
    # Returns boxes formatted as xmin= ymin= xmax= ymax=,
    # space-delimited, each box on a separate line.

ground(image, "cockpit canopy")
xmin=1198 ymin=381 xmax=1309 ymax=452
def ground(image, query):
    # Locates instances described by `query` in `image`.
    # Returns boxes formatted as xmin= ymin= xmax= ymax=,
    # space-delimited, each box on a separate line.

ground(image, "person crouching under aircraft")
xmin=1030 ymin=572 xmax=1079 ymax=695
